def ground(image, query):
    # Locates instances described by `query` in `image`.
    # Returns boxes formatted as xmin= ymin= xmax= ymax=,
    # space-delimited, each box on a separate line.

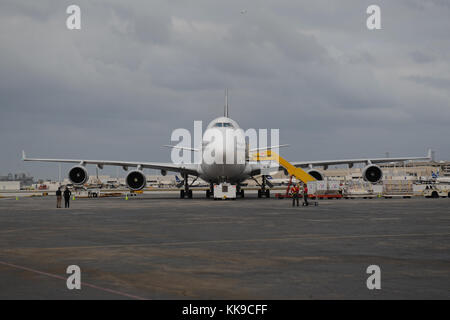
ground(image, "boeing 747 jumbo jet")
xmin=23 ymin=92 xmax=431 ymax=199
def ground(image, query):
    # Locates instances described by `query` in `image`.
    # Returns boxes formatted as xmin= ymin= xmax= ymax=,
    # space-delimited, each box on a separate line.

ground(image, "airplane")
xmin=157 ymin=177 xmax=175 ymax=188
xmin=265 ymin=175 xmax=297 ymax=186
xmin=174 ymin=175 xmax=183 ymax=186
xmin=22 ymin=91 xmax=432 ymax=199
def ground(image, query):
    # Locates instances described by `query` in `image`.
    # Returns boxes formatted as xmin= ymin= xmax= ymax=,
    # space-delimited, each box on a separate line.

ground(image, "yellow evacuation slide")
xmin=251 ymin=150 xmax=316 ymax=184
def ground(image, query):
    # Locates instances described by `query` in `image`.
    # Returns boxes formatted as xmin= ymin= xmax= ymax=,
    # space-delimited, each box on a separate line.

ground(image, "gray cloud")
xmin=405 ymin=75 xmax=450 ymax=90
xmin=0 ymin=0 xmax=449 ymax=179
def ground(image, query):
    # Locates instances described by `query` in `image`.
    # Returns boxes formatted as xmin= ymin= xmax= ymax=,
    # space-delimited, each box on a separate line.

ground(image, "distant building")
xmin=0 ymin=172 xmax=34 ymax=186
xmin=0 ymin=181 xmax=21 ymax=191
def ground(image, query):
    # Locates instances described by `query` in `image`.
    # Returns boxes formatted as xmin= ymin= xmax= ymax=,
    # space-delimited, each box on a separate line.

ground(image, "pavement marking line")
xmin=6 ymin=232 xmax=450 ymax=251
xmin=0 ymin=260 xmax=147 ymax=300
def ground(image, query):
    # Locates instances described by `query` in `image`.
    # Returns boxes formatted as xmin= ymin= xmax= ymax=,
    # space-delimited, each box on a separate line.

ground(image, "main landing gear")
xmin=257 ymin=189 xmax=270 ymax=198
xmin=252 ymin=175 xmax=271 ymax=198
xmin=206 ymin=183 xmax=213 ymax=198
xmin=180 ymin=189 xmax=193 ymax=199
xmin=179 ymin=173 xmax=193 ymax=199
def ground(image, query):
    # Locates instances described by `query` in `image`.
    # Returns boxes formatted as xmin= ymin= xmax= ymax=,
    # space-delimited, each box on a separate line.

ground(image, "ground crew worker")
xmin=303 ymin=184 xmax=309 ymax=206
xmin=56 ymin=187 xmax=62 ymax=208
xmin=291 ymin=183 xmax=300 ymax=207
xmin=63 ymin=187 xmax=71 ymax=208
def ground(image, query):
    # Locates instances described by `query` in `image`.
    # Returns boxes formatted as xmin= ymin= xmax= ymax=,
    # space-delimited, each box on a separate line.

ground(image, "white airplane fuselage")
xmin=197 ymin=116 xmax=252 ymax=184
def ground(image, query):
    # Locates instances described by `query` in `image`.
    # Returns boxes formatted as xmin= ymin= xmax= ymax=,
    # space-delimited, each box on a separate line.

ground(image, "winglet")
xmin=22 ymin=150 xmax=26 ymax=161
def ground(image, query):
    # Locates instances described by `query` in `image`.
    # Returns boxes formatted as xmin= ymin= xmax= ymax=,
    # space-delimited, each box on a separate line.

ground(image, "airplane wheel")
xmin=241 ymin=190 xmax=245 ymax=198
xmin=265 ymin=189 xmax=270 ymax=198
xmin=206 ymin=190 xmax=210 ymax=198
xmin=188 ymin=190 xmax=193 ymax=199
xmin=257 ymin=190 xmax=262 ymax=198
xmin=180 ymin=190 xmax=185 ymax=199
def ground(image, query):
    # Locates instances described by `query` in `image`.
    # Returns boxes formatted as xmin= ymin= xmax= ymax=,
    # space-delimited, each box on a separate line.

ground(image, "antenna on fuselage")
xmin=224 ymin=88 xmax=229 ymax=117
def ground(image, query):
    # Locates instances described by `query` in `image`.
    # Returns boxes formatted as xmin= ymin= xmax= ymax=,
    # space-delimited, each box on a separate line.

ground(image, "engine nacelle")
xmin=68 ymin=166 xmax=88 ymax=185
xmin=126 ymin=170 xmax=146 ymax=191
xmin=307 ymin=169 xmax=324 ymax=181
xmin=362 ymin=165 xmax=383 ymax=183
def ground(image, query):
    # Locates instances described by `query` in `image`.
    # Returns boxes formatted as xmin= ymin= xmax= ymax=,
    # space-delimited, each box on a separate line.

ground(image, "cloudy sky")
xmin=1 ymin=0 xmax=449 ymax=179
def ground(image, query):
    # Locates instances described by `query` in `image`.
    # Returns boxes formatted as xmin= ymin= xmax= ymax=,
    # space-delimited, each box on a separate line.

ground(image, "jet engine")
xmin=362 ymin=165 xmax=383 ymax=183
xmin=307 ymin=169 xmax=324 ymax=181
xmin=126 ymin=170 xmax=146 ymax=191
xmin=68 ymin=166 xmax=88 ymax=185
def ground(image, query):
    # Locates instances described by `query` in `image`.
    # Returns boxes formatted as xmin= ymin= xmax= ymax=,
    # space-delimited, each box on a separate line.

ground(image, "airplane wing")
xmin=22 ymin=151 xmax=200 ymax=176
xmin=249 ymin=144 xmax=289 ymax=153
xmin=290 ymin=149 xmax=432 ymax=169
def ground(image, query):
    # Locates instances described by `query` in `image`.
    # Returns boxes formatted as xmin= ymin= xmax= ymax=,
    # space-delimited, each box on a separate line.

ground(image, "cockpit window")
xmin=214 ymin=122 xmax=233 ymax=128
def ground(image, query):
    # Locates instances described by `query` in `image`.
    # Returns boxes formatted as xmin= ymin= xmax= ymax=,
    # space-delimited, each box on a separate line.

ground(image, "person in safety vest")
xmin=291 ymin=183 xmax=300 ymax=207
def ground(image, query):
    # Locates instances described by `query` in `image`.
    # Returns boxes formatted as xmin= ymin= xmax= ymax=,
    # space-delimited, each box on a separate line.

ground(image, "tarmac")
xmin=0 ymin=193 xmax=449 ymax=299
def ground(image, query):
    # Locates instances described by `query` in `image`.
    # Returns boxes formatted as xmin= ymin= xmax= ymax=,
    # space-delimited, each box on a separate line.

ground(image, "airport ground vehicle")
xmin=213 ymin=183 xmax=237 ymax=200
xmin=87 ymin=189 xmax=100 ymax=198
xmin=423 ymin=184 xmax=450 ymax=198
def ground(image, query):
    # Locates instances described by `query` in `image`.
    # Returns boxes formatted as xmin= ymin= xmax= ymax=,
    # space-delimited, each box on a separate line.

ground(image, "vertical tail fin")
xmin=224 ymin=88 xmax=229 ymax=117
